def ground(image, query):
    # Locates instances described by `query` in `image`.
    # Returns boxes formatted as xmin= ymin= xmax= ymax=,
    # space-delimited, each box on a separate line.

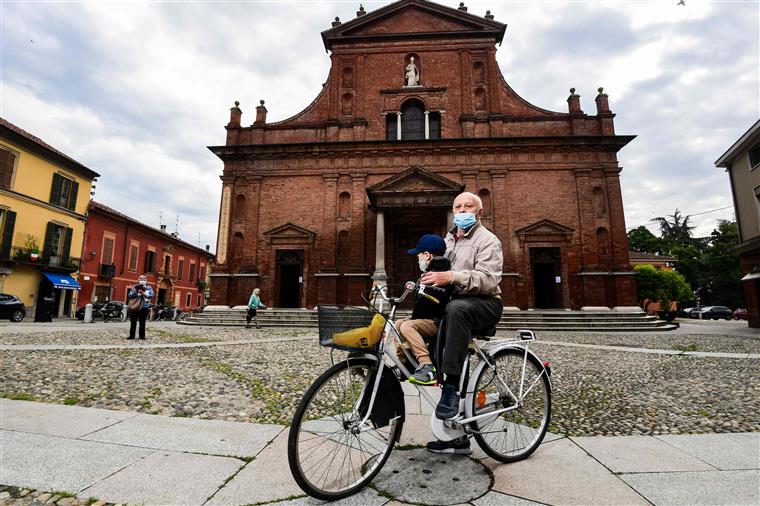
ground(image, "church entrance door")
xmin=531 ymin=247 xmax=562 ymax=309
xmin=387 ymin=210 xmax=448 ymax=295
xmin=276 ymin=250 xmax=302 ymax=308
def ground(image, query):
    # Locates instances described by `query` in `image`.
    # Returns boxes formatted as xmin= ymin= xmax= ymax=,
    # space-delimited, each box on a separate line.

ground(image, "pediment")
xmin=515 ymin=219 xmax=574 ymax=241
xmin=366 ymin=166 xmax=463 ymax=208
xmin=322 ymin=0 xmax=506 ymax=50
xmin=263 ymin=222 xmax=316 ymax=241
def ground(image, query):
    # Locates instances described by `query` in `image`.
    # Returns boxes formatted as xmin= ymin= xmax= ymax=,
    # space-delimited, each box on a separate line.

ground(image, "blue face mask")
xmin=453 ymin=212 xmax=477 ymax=230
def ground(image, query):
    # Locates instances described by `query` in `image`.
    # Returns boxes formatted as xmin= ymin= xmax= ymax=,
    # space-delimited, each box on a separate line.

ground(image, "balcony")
xmin=197 ymin=280 xmax=207 ymax=291
xmin=8 ymin=245 xmax=80 ymax=272
xmin=99 ymin=263 xmax=116 ymax=279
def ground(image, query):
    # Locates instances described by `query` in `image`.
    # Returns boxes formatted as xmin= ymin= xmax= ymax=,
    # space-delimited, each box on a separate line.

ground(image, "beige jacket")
xmin=444 ymin=222 xmax=503 ymax=296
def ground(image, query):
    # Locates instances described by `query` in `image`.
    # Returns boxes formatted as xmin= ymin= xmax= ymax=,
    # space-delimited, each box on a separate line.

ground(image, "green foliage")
xmin=627 ymin=226 xmax=663 ymax=253
xmin=633 ymin=264 xmax=692 ymax=311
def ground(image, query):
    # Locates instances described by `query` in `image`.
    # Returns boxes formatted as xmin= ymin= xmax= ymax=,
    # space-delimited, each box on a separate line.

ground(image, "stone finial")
xmin=255 ymin=100 xmax=268 ymax=125
xmin=595 ymin=87 xmax=610 ymax=114
xmin=458 ymin=2 xmax=468 ymax=12
xmin=357 ymin=4 xmax=366 ymax=17
xmin=332 ymin=16 xmax=341 ymax=27
xmin=228 ymin=101 xmax=242 ymax=127
xmin=567 ymin=88 xmax=582 ymax=114
xmin=484 ymin=10 xmax=494 ymax=20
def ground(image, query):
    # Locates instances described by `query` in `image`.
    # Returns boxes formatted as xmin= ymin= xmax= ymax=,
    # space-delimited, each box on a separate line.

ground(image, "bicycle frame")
xmin=350 ymin=285 xmax=549 ymax=432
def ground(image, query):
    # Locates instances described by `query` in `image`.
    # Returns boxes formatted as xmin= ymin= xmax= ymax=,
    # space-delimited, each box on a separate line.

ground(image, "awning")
xmin=42 ymin=272 xmax=81 ymax=290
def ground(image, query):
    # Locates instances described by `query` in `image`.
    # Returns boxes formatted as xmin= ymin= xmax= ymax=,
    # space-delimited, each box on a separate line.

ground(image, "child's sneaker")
xmin=409 ymin=363 xmax=436 ymax=385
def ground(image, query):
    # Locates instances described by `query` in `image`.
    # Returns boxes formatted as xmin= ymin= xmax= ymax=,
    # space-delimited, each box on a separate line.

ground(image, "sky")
xmin=2 ymin=0 xmax=758 ymax=252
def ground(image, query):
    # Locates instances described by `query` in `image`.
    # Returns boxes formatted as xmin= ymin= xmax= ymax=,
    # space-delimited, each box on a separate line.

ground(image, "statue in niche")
xmin=405 ymin=56 xmax=420 ymax=86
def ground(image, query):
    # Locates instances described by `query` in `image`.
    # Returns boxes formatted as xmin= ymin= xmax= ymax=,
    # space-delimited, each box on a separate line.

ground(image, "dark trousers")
xmin=437 ymin=296 xmax=503 ymax=377
xmin=129 ymin=308 xmax=149 ymax=339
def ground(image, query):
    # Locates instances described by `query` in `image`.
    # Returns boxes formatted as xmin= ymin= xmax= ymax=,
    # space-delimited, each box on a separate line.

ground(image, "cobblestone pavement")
xmin=0 ymin=485 xmax=104 ymax=506
xmin=1 ymin=324 xmax=759 ymax=435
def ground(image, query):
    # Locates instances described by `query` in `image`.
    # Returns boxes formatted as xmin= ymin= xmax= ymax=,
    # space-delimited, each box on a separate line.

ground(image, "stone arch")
xmin=401 ymin=98 xmax=425 ymax=140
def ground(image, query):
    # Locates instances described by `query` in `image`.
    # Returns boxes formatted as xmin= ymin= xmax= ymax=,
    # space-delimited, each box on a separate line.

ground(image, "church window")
xmin=386 ymin=99 xmax=441 ymax=141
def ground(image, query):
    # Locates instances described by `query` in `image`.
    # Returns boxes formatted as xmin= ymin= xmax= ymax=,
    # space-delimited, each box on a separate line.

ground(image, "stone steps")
xmin=179 ymin=308 xmax=677 ymax=331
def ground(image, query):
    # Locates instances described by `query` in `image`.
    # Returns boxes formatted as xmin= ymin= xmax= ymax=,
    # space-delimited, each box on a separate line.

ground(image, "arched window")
xmin=338 ymin=192 xmax=351 ymax=218
xmin=401 ymin=99 xmax=425 ymax=140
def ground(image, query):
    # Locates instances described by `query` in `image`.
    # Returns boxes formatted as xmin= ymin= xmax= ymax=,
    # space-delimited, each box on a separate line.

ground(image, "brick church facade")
xmin=209 ymin=0 xmax=637 ymax=310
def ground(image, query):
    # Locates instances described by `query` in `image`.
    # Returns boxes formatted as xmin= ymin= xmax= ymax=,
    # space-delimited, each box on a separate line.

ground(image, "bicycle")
xmin=287 ymin=281 xmax=552 ymax=501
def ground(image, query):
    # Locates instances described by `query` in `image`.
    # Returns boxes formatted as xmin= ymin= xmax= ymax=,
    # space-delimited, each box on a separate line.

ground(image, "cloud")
xmin=1 ymin=0 xmax=757 ymax=252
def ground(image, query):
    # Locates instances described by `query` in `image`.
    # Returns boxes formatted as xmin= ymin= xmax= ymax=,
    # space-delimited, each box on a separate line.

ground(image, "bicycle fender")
xmin=464 ymin=343 xmax=551 ymax=419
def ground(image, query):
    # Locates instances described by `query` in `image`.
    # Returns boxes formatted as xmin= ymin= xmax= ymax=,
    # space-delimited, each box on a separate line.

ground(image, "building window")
xmin=0 ymin=145 xmax=18 ymax=189
xmin=197 ymin=294 xmax=202 ymax=307
xmin=0 ymin=209 xmax=17 ymax=260
xmin=43 ymin=222 xmax=73 ymax=265
xmin=102 ymin=236 xmax=115 ymax=265
xmin=401 ymin=99 xmax=425 ymax=140
xmin=145 ymin=250 xmax=156 ymax=273
xmin=177 ymin=259 xmax=184 ymax=280
xmin=163 ymin=255 xmax=171 ymax=275
xmin=186 ymin=292 xmax=192 ymax=307
xmin=199 ymin=264 xmax=206 ymax=280
xmin=749 ymin=145 xmax=760 ymax=170
xmin=128 ymin=244 xmax=139 ymax=271
xmin=94 ymin=285 xmax=111 ymax=302
xmin=49 ymin=173 xmax=79 ymax=211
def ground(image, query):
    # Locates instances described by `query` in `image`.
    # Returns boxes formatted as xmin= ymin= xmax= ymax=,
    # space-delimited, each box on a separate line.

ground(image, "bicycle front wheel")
xmin=470 ymin=347 xmax=551 ymax=462
xmin=287 ymin=357 xmax=403 ymax=500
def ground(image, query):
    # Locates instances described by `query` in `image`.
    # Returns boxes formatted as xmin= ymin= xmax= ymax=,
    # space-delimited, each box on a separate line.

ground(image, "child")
xmin=246 ymin=288 xmax=267 ymax=328
xmin=396 ymin=234 xmax=453 ymax=385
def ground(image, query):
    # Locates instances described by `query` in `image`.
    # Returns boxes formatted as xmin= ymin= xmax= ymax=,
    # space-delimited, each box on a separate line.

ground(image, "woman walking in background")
xmin=246 ymin=288 xmax=267 ymax=329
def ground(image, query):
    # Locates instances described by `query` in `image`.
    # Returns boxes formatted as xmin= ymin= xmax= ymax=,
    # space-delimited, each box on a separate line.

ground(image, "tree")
xmin=700 ymin=220 xmax=742 ymax=308
xmin=651 ymin=209 xmax=701 ymax=252
xmin=633 ymin=264 xmax=692 ymax=314
xmin=627 ymin=226 xmax=663 ymax=253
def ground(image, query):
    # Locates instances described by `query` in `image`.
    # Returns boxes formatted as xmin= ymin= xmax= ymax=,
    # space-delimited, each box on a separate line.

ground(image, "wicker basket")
xmin=317 ymin=305 xmax=379 ymax=351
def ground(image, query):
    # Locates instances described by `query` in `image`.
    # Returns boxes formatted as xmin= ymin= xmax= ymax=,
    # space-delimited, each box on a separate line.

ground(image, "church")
xmin=209 ymin=0 xmax=638 ymax=310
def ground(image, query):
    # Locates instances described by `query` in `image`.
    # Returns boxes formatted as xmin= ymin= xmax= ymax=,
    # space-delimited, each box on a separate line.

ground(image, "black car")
xmin=691 ymin=306 xmax=733 ymax=320
xmin=0 ymin=293 xmax=26 ymax=322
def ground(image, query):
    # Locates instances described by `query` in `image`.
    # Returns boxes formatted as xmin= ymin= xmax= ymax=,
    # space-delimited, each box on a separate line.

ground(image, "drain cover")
xmin=372 ymin=448 xmax=491 ymax=505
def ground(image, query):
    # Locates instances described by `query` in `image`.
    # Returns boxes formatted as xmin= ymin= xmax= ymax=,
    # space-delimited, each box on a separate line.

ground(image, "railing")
xmin=9 ymin=245 xmax=80 ymax=270
xmin=99 ymin=263 xmax=116 ymax=278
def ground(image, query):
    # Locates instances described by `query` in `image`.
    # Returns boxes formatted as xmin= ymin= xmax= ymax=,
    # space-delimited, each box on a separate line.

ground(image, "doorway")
xmin=277 ymin=250 xmax=303 ymax=308
xmin=531 ymin=247 xmax=562 ymax=309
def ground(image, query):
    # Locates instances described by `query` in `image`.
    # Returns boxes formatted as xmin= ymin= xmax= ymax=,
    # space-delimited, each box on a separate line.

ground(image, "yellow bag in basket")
xmin=332 ymin=313 xmax=386 ymax=349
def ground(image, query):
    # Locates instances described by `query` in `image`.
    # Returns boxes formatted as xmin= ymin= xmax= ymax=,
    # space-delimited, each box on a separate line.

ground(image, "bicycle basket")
xmin=317 ymin=305 xmax=386 ymax=352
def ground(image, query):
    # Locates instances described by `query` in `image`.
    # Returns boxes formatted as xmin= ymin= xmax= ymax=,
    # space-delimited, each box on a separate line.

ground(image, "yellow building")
xmin=0 ymin=117 xmax=99 ymax=321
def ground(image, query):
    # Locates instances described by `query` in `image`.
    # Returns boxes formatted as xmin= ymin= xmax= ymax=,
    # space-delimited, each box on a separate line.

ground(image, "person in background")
xmin=246 ymin=288 xmax=267 ymax=329
xmin=127 ymin=274 xmax=154 ymax=340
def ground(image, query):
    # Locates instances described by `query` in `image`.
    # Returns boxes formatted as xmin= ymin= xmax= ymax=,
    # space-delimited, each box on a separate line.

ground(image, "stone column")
xmin=372 ymin=210 xmax=387 ymax=282
xmin=424 ymin=111 xmax=430 ymax=140
xmin=396 ymin=112 xmax=402 ymax=140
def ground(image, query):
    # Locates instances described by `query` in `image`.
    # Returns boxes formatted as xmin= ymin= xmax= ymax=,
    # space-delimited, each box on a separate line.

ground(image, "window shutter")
xmin=69 ymin=181 xmax=79 ymax=211
xmin=0 ymin=149 xmax=15 ymax=189
xmin=43 ymin=222 xmax=56 ymax=260
xmin=0 ymin=211 xmax=16 ymax=258
xmin=49 ymin=173 xmax=63 ymax=205
xmin=62 ymin=227 xmax=73 ymax=263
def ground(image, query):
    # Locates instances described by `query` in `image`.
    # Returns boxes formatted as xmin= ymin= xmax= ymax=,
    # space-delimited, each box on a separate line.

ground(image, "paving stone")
xmin=207 ymin=430 xmax=302 ymax=505
xmin=656 ymin=433 xmax=760 ymax=470
xmin=273 ymin=487 xmax=387 ymax=505
xmin=472 ymin=490 xmax=543 ymax=505
xmin=487 ymin=437 xmax=648 ymax=505
xmin=0 ymin=430 xmax=152 ymax=493
xmin=373 ymin=448 xmax=490 ymax=505
xmin=79 ymin=450 xmax=242 ymax=506
xmin=82 ymin=412 xmax=283 ymax=457
xmin=0 ymin=399 xmax=136 ymax=439
xmin=397 ymin=414 xmax=432 ymax=447
xmin=572 ymin=435 xmax=715 ymax=473
xmin=621 ymin=470 xmax=760 ymax=505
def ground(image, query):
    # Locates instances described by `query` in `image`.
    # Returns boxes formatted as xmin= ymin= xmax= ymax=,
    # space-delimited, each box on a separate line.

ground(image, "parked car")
xmin=678 ymin=307 xmax=694 ymax=318
xmin=0 ymin=293 xmax=26 ymax=322
xmin=733 ymin=308 xmax=748 ymax=320
xmin=691 ymin=306 xmax=733 ymax=320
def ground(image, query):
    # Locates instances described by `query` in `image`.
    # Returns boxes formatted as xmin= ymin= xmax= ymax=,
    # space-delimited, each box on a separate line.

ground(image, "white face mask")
xmin=139 ymin=279 xmax=147 ymax=286
xmin=418 ymin=256 xmax=429 ymax=272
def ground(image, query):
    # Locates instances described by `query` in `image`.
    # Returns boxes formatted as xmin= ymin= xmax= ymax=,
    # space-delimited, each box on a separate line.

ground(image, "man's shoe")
xmin=426 ymin=436 xmax=472 ymax=455
xmin=409 ymin=363 xmax=436 ymax=386
xmin=435 ymin=383 xmax=460 ymax=420
xmin=126 ymin=337 xmax=135 ymax=340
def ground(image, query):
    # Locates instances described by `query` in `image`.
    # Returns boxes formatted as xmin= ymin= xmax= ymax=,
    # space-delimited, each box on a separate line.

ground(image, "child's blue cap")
xmin=407 ymin=234 xmax=446 ymax=255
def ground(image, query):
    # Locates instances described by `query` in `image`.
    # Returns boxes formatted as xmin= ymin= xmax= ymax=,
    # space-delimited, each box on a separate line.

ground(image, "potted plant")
xmin=26 ymin=237 xmax=40 ymax=262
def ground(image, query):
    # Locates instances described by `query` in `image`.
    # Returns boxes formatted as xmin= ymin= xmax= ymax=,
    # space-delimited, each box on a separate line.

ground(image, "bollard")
xmin=121 ymin=306 xmax=128 ymax=321
xmin=84 ymin=303 xmax=93 ymax=323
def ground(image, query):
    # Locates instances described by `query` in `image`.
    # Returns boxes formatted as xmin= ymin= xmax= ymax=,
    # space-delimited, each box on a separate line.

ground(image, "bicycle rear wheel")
xmin=287 ymin=357 xmax=403 ymax=500
xmin=470 ymin=347 xmax=551 ymax=462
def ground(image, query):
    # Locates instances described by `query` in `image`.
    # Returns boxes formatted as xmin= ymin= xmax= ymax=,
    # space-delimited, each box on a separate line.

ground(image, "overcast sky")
xmin=2 ymin=0 xmax=758 ymax=252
